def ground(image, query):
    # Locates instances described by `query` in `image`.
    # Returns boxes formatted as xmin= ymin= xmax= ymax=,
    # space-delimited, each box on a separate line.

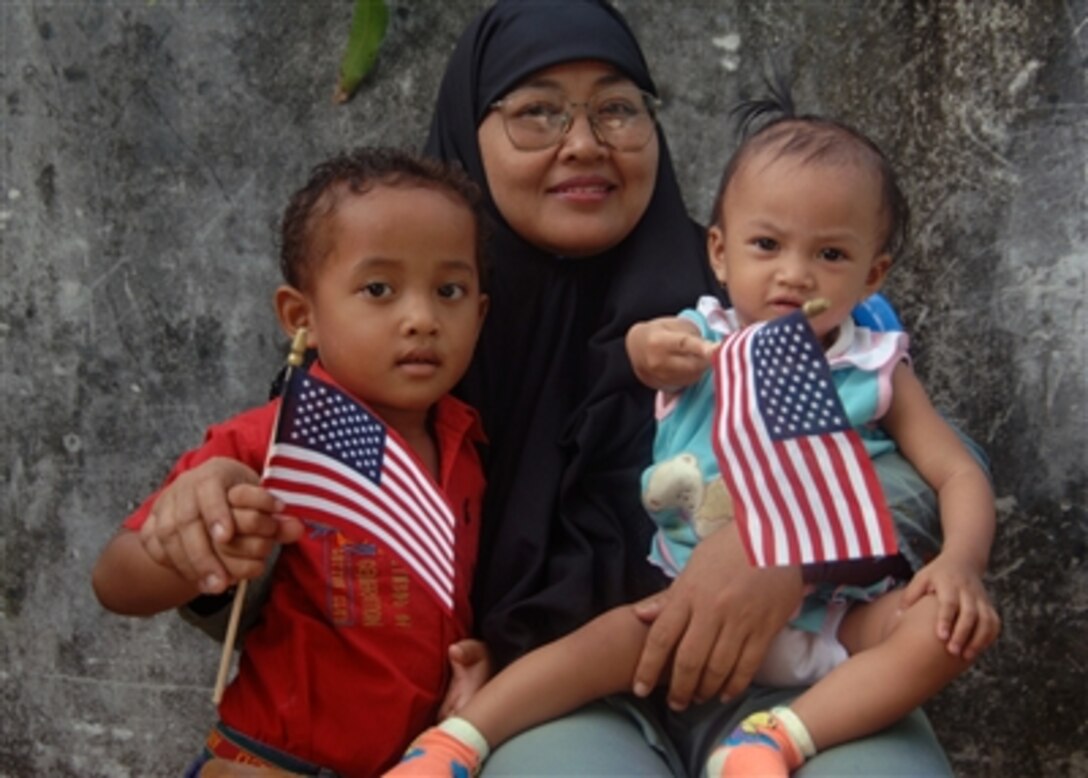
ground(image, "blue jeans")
xmin=480 ymin=690 xmax=952 ymax=777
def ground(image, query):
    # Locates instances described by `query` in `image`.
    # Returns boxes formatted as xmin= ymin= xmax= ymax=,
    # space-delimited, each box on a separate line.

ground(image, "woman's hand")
xmin=630 ymin=524 xmax=802 ymax=710
xmin=139 ymin=457 xmax=300 ymax=594
xmin=439 ymin=639 xmax=492 ymax=719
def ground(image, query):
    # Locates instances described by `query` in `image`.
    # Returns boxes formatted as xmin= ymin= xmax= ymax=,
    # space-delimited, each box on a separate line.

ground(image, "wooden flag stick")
xmin=211 ymin=578 xmax=247 ymax=704
xmin=211 ymin=328 xmax=309 ymax=705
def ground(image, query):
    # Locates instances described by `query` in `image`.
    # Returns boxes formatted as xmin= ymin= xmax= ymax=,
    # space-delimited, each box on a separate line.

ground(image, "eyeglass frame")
xmin=488 ymin=87 xmax=662 ymax=152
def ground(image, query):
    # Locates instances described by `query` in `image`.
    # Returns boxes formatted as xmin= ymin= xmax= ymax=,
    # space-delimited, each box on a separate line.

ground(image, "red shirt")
xmin=124 ymin=365 xmax=485 ymax=775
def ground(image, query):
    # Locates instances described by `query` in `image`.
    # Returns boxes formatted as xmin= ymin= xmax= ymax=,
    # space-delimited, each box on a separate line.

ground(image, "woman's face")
xmin=478 ymin=60 xmax=659 ymax=257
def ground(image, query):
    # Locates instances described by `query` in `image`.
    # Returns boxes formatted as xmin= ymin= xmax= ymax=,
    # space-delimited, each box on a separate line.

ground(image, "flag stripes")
xmin=711 ymin=313 xmax=897 ymax=567
xmin=261 ymin=371 xmax=456 ymax=612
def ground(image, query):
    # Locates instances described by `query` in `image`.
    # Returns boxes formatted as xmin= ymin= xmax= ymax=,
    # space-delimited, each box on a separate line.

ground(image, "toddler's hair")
xmin=710 ymin=86 xmax=910 ymax=257
xmin=280 ymin=147 xmax=488 ymax=291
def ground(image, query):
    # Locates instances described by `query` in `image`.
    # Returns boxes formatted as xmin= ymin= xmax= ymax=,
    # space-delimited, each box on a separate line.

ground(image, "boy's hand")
xmin=900 ymin=553 xmax=1001 ymax=661
xmin=210 ymin=483 xmax=305 ymax=583
xmin=140 ymin=457 xmax=301 ymax=594
xmin=439 ymin=639 xmax=492 ymax=719
xmin=626 ymin=317 xmax=716 ymax=392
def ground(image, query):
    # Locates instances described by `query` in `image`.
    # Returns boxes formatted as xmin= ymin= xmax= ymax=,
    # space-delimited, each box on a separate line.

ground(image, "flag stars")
xmin=748 ymin=314 xmax=851 ymax=441
xmin=284 ymin=376 xmax=387 ymax=481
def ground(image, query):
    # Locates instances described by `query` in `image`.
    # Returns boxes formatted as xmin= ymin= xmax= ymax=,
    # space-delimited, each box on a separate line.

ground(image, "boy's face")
xmin=707 ymin=153 xmax=891 ymax=344
xmin=293 ymin=184 xmax=487 ymax=427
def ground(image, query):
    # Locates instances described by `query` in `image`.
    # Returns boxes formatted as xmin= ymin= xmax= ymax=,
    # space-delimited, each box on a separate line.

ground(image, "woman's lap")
xmin=796 ymin=708 xmax=953 ymax=776
xmin=479 ymin=689 xmax=952 ymax=777
xmin=479 ymin=698 xmax=676 ymax=776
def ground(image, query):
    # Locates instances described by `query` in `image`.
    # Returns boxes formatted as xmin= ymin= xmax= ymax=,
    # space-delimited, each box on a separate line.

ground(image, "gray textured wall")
xmin=2 ymin=1 xmax=1085 ymax=776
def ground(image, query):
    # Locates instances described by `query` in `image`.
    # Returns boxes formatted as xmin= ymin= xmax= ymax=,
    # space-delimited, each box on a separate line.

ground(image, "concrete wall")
xmin=2 ymin=1 xmax=1084 ymax=775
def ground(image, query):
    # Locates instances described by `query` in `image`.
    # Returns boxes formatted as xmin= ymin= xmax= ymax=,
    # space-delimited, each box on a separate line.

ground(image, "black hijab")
xmin=425 ymin=0 xmax=720 ymax=668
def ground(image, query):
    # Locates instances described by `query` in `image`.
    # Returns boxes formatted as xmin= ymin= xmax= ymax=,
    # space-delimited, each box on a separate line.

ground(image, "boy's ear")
xmin=476 ymin=293 xmax=490 ymax=333
xmin=864 ymin=253 xmax=893 ymax=297
xmin=707 ymin=225 xmax=729 ymax=287
xmin=274 ymin=285 xmax=316 ymax=347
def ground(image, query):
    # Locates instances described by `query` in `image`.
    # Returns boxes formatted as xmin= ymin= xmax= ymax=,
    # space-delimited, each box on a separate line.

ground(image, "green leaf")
xmin=334 ymin=0 xmax=389 ymax=104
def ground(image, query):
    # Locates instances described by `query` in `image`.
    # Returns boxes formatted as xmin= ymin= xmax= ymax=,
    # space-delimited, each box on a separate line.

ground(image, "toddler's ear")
xmin=274 ymin=285 xmax=316 ymax=348
xmin=865 ymin=253 xmax=893 ymax=296
xmin=707 ymin=225 xmax=729 ymax=287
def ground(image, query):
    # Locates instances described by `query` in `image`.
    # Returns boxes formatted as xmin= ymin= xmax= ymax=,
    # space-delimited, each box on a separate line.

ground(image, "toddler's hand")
xmin=626 ymin=317 xmax=716 ymax=392
xmin=900 ymin=553 xmax=1000 ymax=661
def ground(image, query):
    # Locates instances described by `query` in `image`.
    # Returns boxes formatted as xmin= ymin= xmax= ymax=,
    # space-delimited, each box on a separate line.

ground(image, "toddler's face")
xmin=708 ymin=153 xmax=891 ymax=346
xmin=304 ymin=184 xmax=487 ymax=425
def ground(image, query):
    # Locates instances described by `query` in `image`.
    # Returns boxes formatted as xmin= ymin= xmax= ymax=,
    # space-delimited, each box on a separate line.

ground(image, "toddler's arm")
xmin=882 ymin=363 xmax=1000 ymax=660
xmin=626 ymin=316 xmax=716 ymax=393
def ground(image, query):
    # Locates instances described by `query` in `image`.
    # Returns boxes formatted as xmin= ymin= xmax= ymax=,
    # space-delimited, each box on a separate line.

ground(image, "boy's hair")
xmin=280 ymin=147 xmax=489 ymax=292
xmin=709 ymin=88 xmax=910 ymax=257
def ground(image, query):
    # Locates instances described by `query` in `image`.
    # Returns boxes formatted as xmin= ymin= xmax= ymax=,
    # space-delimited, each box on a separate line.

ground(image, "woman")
xmin=139 ymin=1 xmax=957 ymax=774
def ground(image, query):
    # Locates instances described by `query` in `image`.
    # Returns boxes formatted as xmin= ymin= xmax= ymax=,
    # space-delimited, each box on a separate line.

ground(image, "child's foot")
xmin=704 ymin=708 xmax=813 ymax=777
xmin=385 ymin=719 xmax=488 ymax=778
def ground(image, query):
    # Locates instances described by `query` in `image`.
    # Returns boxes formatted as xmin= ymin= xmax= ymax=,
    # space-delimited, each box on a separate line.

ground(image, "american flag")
xmin=260 ymin=369 xmax=456 ymax=612
xmin=711 ymin=310 xmax=898 ymax=567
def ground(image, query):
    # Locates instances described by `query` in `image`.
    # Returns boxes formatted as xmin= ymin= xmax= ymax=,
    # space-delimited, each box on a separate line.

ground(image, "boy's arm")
xmin=93 ymin=484 xmax=302 ymax=617
xmin=92 ymin=528 xmax=203 ymax=615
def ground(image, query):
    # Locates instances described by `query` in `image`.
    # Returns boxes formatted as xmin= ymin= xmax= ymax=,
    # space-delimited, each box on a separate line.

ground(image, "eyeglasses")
xmin=490 ymin=85 xmax=660 ymax=152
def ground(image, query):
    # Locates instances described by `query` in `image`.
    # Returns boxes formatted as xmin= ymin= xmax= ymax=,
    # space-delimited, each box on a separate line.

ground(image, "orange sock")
xmin=384 ymin=718 xmax=489 ymax=777
xmin=704 ymin=707 xmax=815 ymax=777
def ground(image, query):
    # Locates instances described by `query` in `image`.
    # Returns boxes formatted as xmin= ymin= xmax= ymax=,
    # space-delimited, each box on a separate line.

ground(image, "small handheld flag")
xmin=710 ymin=302 xmax=898 ymax=567
xmin=261 ymin=370 xmax=457 ymax=613
xmin=212 ymin=328 xmax=309 ymax=705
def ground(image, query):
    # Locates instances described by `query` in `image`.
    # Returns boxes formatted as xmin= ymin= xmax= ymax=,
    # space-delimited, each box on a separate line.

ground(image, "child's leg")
xmin=790 ymin=592 xmax=969 ymax=749
xmin=468 ymin=603 xmax=651 ymax=745
xmin=706 ymin=592 xmax=970 ymax=777
xmin=387 ymin=604 xmax=651 ymax=776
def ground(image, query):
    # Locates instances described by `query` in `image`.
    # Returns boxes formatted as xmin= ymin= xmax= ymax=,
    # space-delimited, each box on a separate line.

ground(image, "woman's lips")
xmin=548 ymin=176 xmax=615 ymax=202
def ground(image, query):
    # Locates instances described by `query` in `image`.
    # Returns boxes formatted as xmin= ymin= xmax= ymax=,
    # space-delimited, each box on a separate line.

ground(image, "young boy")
xmin=92 ymin=147 xmax=490 ymax=776
xmin=385 ymin=106 xmax=1000 ymax=777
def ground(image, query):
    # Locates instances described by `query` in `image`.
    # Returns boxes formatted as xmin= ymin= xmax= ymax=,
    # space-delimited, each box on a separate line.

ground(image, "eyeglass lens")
xmin=495 ymin=86 xmax=656 ymax=151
